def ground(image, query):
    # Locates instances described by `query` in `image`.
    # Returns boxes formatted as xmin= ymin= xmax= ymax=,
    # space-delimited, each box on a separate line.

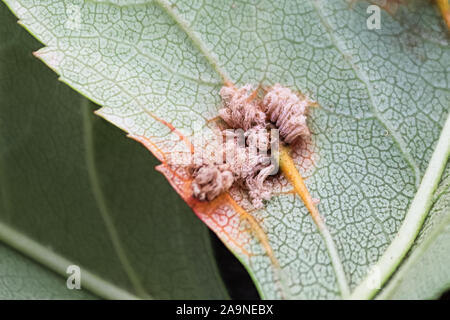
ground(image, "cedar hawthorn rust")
xmin=191 ymin=83 xmax=315 ymax=209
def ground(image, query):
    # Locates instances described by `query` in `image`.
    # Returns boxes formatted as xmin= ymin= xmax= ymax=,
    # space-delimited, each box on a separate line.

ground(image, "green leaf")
xmin=0 ymin=2 xmax=228 ymax=299
xmin=377 ymin=164 xmax=450 ymax=299
xmin=3 ymin=0 xmax=449 ymax=299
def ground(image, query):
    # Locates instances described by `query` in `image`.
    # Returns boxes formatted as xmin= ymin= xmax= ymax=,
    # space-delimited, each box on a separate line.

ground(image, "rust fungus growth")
xmin=190 ymin=83 xmax=315 ymax=209
xmin=263 ymin=84 xmax=312 ymax=144
xmin=191 ymin=163 xmax=234 ymax=201
xmin=191 ymin=134 xmax=276 ymax=208
xmin=219 ymin=84 xmax=266 ymax=131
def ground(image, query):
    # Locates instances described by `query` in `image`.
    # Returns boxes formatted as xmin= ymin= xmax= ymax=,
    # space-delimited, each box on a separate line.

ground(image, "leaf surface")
xmin=3 ymin=0 xmax=450 ymax=299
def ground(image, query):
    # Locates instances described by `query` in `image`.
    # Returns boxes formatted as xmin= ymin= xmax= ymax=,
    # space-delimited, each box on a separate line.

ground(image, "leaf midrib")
xmin=311 ymin=0 xmax=450 ymax=298
xmin=378 ymin=207 xmax=450 ymax=299
xmin=155 ymin=0 xmax=229 ymax=82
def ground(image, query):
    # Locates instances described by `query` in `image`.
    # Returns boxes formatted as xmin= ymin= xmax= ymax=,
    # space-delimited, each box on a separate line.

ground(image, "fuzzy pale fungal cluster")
xmin=191 ymin=164 xmax=234 ymax=201
xmin=218 ymin=85 xmax=267 ymax=131
xmin=263 ymin=84 xmax=311 ymax=143
xmin=191 ymin=83 xmax=312 ymax=207
xmin=190 ymin=134 xmax=275 ymax=208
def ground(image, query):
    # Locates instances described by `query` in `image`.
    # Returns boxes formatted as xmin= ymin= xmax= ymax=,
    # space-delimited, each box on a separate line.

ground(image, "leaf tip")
xmin=93 ymin=108 xmax=103 ymax=117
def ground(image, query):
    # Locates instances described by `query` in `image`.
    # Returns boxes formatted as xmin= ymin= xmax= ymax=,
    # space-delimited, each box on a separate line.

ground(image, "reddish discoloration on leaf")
xmin=131 ymin=132 xmax=276 ymax=261
xmin=141 ymin=110 xmax=195 ymax=155
xmin=156 ymin=161 xmax=291 ymax=297
xmin=130 ymin=82 xmax=319 ymax=298
xmin=129 ymin=134 xmax=166 ymax=163
xmin=155 ymin=162 xmax=255 ymax=257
